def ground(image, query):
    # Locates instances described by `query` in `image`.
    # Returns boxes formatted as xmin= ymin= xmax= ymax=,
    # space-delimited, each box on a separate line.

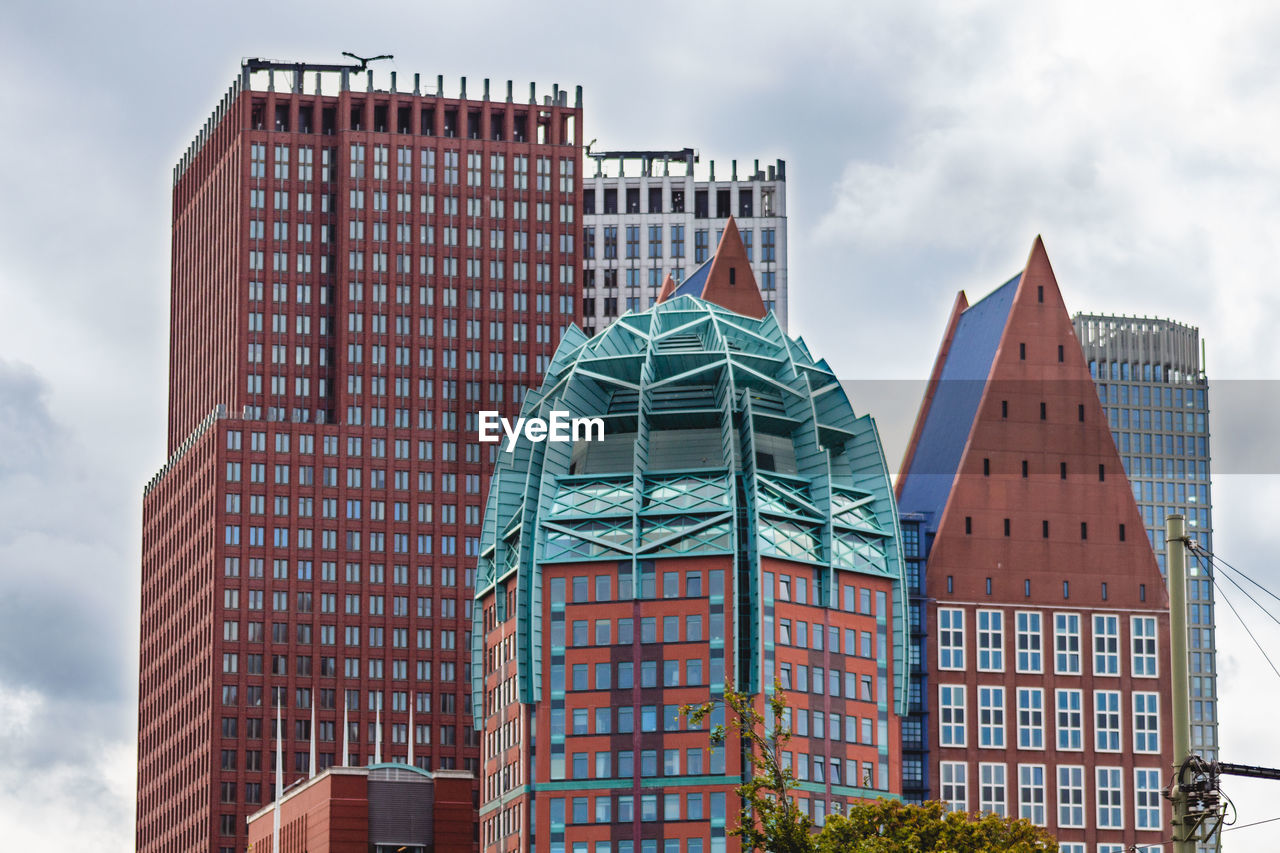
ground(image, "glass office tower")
xmin=1074 ymin=313 xmax=1217 ymax=852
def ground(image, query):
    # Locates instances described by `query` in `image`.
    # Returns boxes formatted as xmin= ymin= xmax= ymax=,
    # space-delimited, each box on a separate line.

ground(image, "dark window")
xmin=671 ymin=189 xmax=685 ymax=213
xmin=738 ymin=191 xmax=753 ymax=218
xmin=1024 ymin=579 xmax=1031 ymax=597
xmin=582 ymin=190 xmax=596 ymax=215
xmin=1040 ymin=402 xmax=1047 ymax=420
xmin=946 ymin=576 xmax=954 ymax=594
xmin=1120 ymin=523 xmax=1126 ymax=542
xmin=1140 ymin=583 xmax=1146 ymax=601
xmin=694 ymin=189 xmax=708 ymax=218
xmin=1037 ymin=285 xmax=1044 ymax=302
xmin=648 ymin=187 xmax=663 ymax=213
xmin=716 ymin=189 xmax=731 ymax=217
xmin=603 ymin=188 xmax=618 ymax=214
xmin=1042 ymin=520 xmax=1049 ymax=538
xmin=1101 ymin=582 xmax=1108 ymax=601
xmin=1019 ymin=343 xmax=1026 ymax=360
xmin=1060 ymin=462 xmax=1067 ymax=480
xmin=964 ymin=516 xmax=972 ymax=535
xmin=1078 ymin=404 xmax=1085 ymax=422
xmin=729 ymin=267 xmax=736 ymax=285
xmin=1081 ymin=522 xmax=1088 ymax=540
xmin=1003 ymin=518 xmax=1011 ymax=537
xmin=1021 ymin=460 xmax=1028 ymax=478
xmin=1058 ymin=344 xmax=1064 ymax=363
xmin=983 ymin=458 xmax=990 ymax=476
xmin=985 ymin=578 xmax=992 ymax=595
xmin=1001 ymin=400 xmax=1008 ymax=418
xmin=626 ymin=187 xmax=640 ymax=213
xmin=1063 ymin=581 xmax=1070 ymax=599
xmin=1098 ymin=464 xmax=1105 ymax=482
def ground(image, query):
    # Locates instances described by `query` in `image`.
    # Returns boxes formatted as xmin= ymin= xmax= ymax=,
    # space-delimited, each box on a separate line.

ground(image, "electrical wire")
xmin=1198 ymin=551 xmax=1280 ymax=633
xmin=1198 ymin=552 xmax=1280 ymax=681
xmin=1191 ymin=543 xmax=1280 ymax=609
xmin=1222 ymin=814 xmax=1280 ymax=833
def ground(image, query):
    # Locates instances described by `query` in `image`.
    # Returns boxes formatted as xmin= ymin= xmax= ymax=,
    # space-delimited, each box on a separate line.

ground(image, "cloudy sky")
xmin=4 ymin=0 xmax=1280 ymax=848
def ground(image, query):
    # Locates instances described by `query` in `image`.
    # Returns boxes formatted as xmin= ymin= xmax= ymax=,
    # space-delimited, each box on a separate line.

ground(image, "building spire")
xmin=273 ymin=703 xmax=282 ymax=853
xmin=408 ymin=705 xmax=415 ymax=767
xmin=309 ymin=701 xmax=317 ymax=778
xmin=342 ymin=703 xmax=349 ymax=768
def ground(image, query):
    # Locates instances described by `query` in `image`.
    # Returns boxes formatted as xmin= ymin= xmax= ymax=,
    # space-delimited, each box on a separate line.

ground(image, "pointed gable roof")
xmin=656 ymin=272 xmax=677 ymax=302
xmin=898 ymin=236 xmax=1166 ymax=609
xmin=656 ymin=216 xmax=767 ymax=319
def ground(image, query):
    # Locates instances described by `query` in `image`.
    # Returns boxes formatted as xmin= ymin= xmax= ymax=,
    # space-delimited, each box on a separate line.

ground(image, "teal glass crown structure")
xmin=471 ymin=294 xmax=910 ymax=722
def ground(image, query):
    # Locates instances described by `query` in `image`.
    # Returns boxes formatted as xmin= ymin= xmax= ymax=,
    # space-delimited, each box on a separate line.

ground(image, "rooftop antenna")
xmin=341 ymin=52 xmax=393 ymax=71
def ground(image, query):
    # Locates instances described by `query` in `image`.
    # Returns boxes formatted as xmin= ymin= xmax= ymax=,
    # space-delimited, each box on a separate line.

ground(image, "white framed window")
xmin=1015 ymin=611 xmax=1042 ymax=673
xmin=938 ymin=607 xmax=965 ymax=670
xmin=1017 ymin=764 xmax=1046 ymax=826
xmin=1134 ymin=692 xmax=1160 ymax=753
xmin=1096 ymin=766 xmax=1124 ymax=829
xmin=1093 ymin=613 xmax=1120 ymax=676
xmin=978 ymin=762 xmax=1006 ymax=816
xmin=1059 ymin=845 xmax=1086 ymax=853
xmin=1132 ymin=615 xmax=1159 ymax=677
xmin=977 ymin=609 xmax=1004 ymax=671
xmin=1095 ymin=690 xmax=1122 ymax=752
xmin=1135 ymin=767 xmax=1163 ymax=830
xmin=939 ymin=685 xmax=966 ymax=747
xmin=1054 ymin=688 xmax=1084 ymax=751
xmin=940 ymin=761 xmax=967 ymax=813
xmin=1016 ymin=687 xmax=1044 ymax=750
xmin=1056 ymin=765 xmax=1085 ymax=828
xmin=977 ymin=686 xmax=1005 ymax=749
xmin=1054 ymin=612 xmax=1081 ymax=674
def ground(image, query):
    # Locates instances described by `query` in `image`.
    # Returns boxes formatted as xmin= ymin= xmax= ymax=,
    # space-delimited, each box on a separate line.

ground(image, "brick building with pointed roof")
xmin=895 ymin=239 xmax=1173 ymax=853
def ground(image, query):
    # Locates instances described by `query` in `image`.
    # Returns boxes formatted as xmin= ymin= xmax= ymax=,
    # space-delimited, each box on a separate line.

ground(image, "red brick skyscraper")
xmin=138 ymin=59 xmax=581 ymax=853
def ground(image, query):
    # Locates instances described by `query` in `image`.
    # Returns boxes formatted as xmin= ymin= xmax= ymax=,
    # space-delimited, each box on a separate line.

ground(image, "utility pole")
xmin=1167 ymin=514 xmax=1195 ymax=853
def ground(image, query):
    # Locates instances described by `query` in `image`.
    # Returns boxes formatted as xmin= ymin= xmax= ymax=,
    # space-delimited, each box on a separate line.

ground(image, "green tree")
xmin=684 ymin=684 xmax=1057 ymax=853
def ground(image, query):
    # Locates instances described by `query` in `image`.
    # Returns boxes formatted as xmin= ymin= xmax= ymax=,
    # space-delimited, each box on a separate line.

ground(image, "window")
xmin=977 ymin=686 xmax=1005 ymax=748
xmin=1132 ymin=615 xmax=1158 ymax=677
xmin=1017 ymin=764 xmax=1046 ymax=826
xmin=1015 ymin=611 xmax=1042 ymax=673
xmin=1095 ymin=690 xmax=1122 ymax=752
xmin=1134 ymin=692 xmax=1160 ymax=753
xmin=977 ymin=610 xmax=1003 ymax=671
xmin=938 ymin=685 xmax=966 ymax=747
xmin=1054 ymin=612 xmax=1081 ymax=674
xmin=939 ymin=761 xmax=967 ymax=812
xmin=1016 ymin=688 xmax=1044 ymax=749
xmin=1135 ymin=767 xmax=1162 ymax=830
xmin=938 ymin=608 xmax=964 ymax=670
xmin=1056 ymin=765 xmax=1085 ymax=828
xmin=1054 ymin=688 xmax=1083 ymax=750
xmin=1096 ymin=767 xmax=1123 ymax=829
xmin=978 ymin=762 xmax=1006 ymax=816
xmin=1093 ymin=614 xmax=1120 ymax=676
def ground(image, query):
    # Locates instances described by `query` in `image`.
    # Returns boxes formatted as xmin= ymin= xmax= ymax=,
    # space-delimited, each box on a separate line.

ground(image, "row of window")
xmin=223 ymin=558 xmax=469 ymax=586
xmin=776 ymin=663 xmax=878 ymax=704
xmin=547 ymin=568 xmax=726 ymax=605
xmin=937 ymin=609 xmax=1159 ymax=677
xmin=938 ymin=684 xmax=1160 ymax=753
xmin=219 ymin=683 xmax=463 ymax=711
xmin=552 ymin=745 xmax=725 ymax=782
xmin=549 ymin=657 xmax=725 ymax=692
xmin=582 ymin=225 xmax=777 ymax=262
xmin=938 ymin=762 xmax=1162 ymax=831
xmin=551 ymin=613 xmax=714 ymax=647
xmin=550 ymin=790 xmax=727 ymax=827
xmin=217 ymin=618 xmax=464 ymax=653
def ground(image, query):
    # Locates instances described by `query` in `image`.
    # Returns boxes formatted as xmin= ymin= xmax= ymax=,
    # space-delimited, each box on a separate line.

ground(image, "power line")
xmin=1197 ymin=551 xmax=1280 ymax=682
xmin=1223 ymin=813 xmax=1280 ymax=833
xmin=1190 ymin=543 xmax=1280 ymax=609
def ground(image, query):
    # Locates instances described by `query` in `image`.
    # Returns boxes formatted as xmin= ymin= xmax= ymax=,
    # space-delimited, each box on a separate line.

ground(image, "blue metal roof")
xmin=897 ymin=274 xmax=1020 ymax=525
xmin=674 ymin=258 xmax=711 ymax=298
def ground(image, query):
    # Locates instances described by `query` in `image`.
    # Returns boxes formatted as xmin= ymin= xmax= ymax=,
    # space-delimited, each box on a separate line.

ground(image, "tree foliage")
xmin=684 ymin=683 xmax=1057 ymax=853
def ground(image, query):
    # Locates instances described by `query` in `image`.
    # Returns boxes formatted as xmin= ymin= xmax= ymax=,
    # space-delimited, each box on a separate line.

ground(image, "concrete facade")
xmin=580 ymin=149 xmax=786 ymax=336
